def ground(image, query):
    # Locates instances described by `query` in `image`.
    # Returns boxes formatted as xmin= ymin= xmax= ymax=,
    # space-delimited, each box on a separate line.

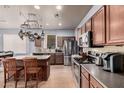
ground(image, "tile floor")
xmin=0 ymin=65 xmax=76 ymax=88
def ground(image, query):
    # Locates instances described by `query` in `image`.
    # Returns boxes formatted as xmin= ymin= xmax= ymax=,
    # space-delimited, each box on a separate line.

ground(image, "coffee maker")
xmin=102 ymin=52 xmax=124 ymax=73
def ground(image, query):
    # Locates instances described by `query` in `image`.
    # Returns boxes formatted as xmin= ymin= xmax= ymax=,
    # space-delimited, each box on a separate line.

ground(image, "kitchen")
xmin=1 ymin=5 xmax=124 ymax=88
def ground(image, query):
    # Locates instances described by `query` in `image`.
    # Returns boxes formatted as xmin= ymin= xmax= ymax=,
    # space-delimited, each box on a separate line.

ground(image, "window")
xmin=3 ymin=34 xmax=27 ymax=54
xmin=47 ymin=35 xmax=56 ymax=49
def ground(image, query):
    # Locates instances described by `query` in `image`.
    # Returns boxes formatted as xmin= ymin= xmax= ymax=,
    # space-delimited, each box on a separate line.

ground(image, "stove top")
xmin=74 ymin=58 xmax=94 ymax=64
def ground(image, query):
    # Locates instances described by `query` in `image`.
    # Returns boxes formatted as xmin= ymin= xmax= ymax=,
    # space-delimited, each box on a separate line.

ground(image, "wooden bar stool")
xmin=2 ymin=57 xmax=23 ymax=88
xmin=23 ymin=57 xmax=41 ymax=88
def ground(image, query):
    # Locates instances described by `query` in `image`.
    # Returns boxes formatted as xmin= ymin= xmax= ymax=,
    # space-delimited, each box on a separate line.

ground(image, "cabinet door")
xmin=79 ymin=28 xmax=82 ymax=35
xmin=81 ymin=73 xmax=89 ymax=88
xmin=92 ymin=7 xmax=105 ymax=45
xmin=50 ymin=53 xmax=55 ymax=65
xmin=81 ymin=25 xmax=85 ymax=34
xmin=86 ymin=19 xmax=92 ymax=32
xmin=90 ymin=76 xmax=104 ymax=88
xmin=55 ymin=53 xmax=64 ymax=65
xmin=106 ymin=5 xmax=124 ymax=44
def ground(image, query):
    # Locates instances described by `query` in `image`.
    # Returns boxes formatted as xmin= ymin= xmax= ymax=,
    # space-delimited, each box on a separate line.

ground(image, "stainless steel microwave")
xmin=82 ymin=31 xmax=92 ymax=47
xmin=79 ymin=36 xmax=83 ymax=47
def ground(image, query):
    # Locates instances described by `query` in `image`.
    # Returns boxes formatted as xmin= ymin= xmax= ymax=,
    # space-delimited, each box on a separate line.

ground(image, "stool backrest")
xmin=3 ymin=57 xmax=17 ymax=72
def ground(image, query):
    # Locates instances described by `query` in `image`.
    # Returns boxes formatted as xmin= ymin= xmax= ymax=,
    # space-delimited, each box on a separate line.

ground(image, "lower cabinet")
xmin=55 ymin=53 xmax=64 ymax=65
xmin=80 ymin=66 xmax=104 ymax=88
xmin=90 ymin=76 xmax=103 ymax=88
xmin=49 ymin=53 xmax=64 ymax=65
xmin=35 ymin=53 xmax=64 ymax=65
xmin=81 ymin=73 xmax=89 ymax=88
xmin=80 ymin=67 xmax=90 ymax=88
xmin=50 ymin=53 xmax=55 ymax=65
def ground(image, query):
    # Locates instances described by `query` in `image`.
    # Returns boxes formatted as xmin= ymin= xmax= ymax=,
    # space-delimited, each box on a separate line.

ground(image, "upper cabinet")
xmin=81 ymin=25 xmax=86 ymax=34
xmin=79 ymin=28 xmax=82 ymax=35
xmin=76 ymin=5 xmax=124 ymax=46
xmin=106 ymin=6 xmax=124 ymax=45
xmin=92 ymin=6 xmax=105 ymax=45
xmin=86 ymin=19 xmax=92 ymax=32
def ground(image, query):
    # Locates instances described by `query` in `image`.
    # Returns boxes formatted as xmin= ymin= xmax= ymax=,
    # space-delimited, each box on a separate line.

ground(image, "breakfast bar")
xmin=14 ymin=55 xmax=51 ymax=81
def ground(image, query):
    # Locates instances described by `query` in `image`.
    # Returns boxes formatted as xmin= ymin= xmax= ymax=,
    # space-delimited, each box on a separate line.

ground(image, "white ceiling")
xmin=0 ymin=5 xmax=92 ymax=30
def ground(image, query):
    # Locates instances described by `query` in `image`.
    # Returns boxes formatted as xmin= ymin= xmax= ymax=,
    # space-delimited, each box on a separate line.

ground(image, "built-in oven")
xmin=71 ymin=58 xmax=81 ymax=88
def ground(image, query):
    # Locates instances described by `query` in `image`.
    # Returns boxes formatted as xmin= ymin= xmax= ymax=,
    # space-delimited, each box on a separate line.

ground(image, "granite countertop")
xmin=81 ymin=64 xmax=124 ymax=88
xmin=14 ymin=55 xmax=51 ymax=60
xmin=71 ymin=54 xmax=82 ymax=58
xmin=33 ymin=52 xmax=63 ymax=54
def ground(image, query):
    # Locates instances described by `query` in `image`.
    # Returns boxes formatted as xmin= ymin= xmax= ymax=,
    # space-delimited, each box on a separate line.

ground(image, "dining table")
xmin=14 ymin=55 xmax=51 ymax=81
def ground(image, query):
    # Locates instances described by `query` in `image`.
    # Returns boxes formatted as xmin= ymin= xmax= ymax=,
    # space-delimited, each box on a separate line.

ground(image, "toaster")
xmin=102 ymin=52 xmax=124 ymax=73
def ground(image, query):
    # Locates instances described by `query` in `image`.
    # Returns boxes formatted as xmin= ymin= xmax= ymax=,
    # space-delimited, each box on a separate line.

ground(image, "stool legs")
xmin=36 ymin=73 xmax=39 ymax=88
xmin=4 ymin=72 xmax=6 ymax=88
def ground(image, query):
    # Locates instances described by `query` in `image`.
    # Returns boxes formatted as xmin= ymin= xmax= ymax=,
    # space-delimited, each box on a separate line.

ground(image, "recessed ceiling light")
xmin=34 ymin=5 xmax=40 ymax=10
xmin=56 ymin=5 xmax=62 ymax=10
xmin=58 ymin=23 xmax=62 ymax=26
xmin=46 ymin=23 xmax=49 ymax=26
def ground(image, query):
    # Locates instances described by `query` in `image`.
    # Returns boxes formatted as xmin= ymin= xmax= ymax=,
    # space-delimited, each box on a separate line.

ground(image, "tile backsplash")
xmin=83 ymin=45 xmax=124 ymax=53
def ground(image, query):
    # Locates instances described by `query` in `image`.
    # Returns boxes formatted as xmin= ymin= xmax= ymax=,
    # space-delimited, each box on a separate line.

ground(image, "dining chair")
xmin=23 ymin=57 xmax=41 ymax=88
xmin=2 ymin=57 xmax=23 ymax=88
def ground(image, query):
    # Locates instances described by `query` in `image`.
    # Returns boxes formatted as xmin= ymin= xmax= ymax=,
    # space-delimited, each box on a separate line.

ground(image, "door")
xmin=106 ymin=5 xmax=124 ymax=44
xmin=92 ymin=6 xmax=105 ymax=45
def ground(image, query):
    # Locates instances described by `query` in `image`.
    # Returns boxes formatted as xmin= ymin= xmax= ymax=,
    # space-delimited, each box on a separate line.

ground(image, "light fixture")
xmin=34 ymin=5 xmax=40 ymax=10
xmin=58 ymin=23 xmax=62 ymax=26
xmin=19 ymin=13 xmax=45 ymax=41
xmin=56 ymin=5 xmax=62 ymax=10
xmin=46 ymin=23 xmax=49 ymax=26
xmin=41 ymin=29 xmax=45 ymax=39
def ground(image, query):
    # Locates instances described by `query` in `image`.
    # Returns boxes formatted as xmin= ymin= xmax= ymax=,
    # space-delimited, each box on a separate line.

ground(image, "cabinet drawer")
xmin=90 ymin=76 xmax=103 ymax=88
xmin=81 ymin=67 xmax=89 ymax=80
xmin=90 ymin=83 xmax=95 ymax=88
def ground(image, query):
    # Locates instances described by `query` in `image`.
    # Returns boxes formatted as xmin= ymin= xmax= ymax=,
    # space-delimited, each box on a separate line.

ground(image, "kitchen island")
xmin=14 ymin=55 xmax=51 ymax=81
xmin=33 ymin=52 xmax=64 ymax=65
xmin=81 ymin=64 xmax=124 ymax=88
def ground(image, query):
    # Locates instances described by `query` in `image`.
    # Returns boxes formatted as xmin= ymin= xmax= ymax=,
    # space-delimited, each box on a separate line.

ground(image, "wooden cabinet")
xmin=81 ymin=73 xmax=89 ymax=88
xmin=55 ymin=53 xmax=64 ymax=65
xmin=106 ymin=6 xmax=124 ymax=44
xmin=63 ymin=36 xmax=75 ymax=41
xmin=49 ymin=53 xmax=64 ymax=65
xmin=50 ymin=53 xmax=55 ymax=65
xmin=90 ymin=76 xmax=103 ymax=88
xmin=92 ymin=6 xmax=105 ymax=45
xmin=81 ymin=25 xmax=85 ymax=34
xmin=80 ymin=66 xmax=104 ymax=88
xmin=80 ymin=67 xmax=90 ymax=88
xmin=79 ymin=28 xmax=82 ymax=35
xmin=81 ymin=67 xmax=89 ymax=79
xmin=86 ymin=19 xmax=92 ymax=32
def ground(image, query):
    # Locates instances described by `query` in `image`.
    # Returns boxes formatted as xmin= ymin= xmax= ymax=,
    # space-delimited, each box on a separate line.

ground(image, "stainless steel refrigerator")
xmin=63 ymin=40 xmax=79 ymax=66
